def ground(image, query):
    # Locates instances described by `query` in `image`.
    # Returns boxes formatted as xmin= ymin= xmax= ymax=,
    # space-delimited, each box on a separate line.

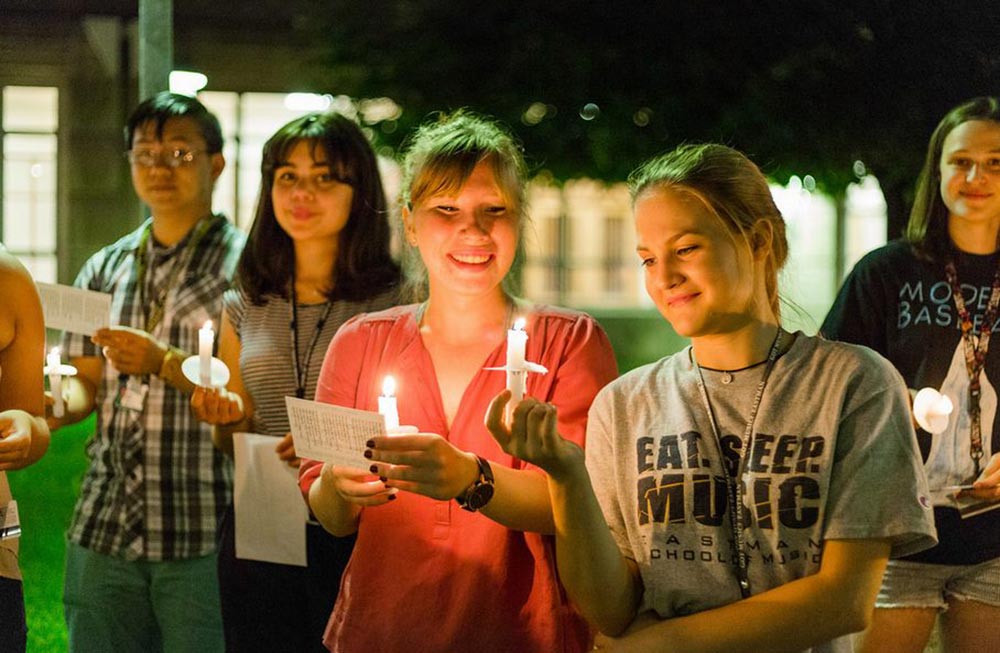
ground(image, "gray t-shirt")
xmin=586 ymin=333 xmax=937 ymax=653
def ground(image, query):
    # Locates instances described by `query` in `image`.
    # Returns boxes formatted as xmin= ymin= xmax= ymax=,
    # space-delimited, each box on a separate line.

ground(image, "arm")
xmin=367 ymin=431 xmax=558 ymax=533
xmin=0 ymin=262 xmax=49 ymax=469
xmin=92 ymin=326 xmax=196 ymax=394
xmin=598 ymin=538 xmax=890 ymax=653
xmin=485 ymin=391 xmax=642 ymax=633
xmin=190 ymin=310 xmax=253 ymax=457
xmin=368 ymin=313 xmax=619 ymax=534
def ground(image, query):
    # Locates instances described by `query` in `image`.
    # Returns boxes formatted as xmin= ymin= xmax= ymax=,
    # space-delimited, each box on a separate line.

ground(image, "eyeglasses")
xmin=125 ymin=148 xmax=204 ymax=168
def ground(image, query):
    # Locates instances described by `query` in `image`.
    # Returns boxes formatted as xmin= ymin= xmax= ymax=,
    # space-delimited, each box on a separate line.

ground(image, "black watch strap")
xmin=455 ymin=455 xmax=495 ymax=512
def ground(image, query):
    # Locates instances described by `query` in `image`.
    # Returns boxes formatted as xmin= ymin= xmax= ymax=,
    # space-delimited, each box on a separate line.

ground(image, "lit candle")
xmin=506 ymin=318 xmax=528 ymax=406
xmin=378 ymin=375 xmax=400 ymax=431
xmin=47 ymin=346 xmax=65 ymax=418
xmin=912 ymin=387 xmax=954 ymax=434
xmin=198 ymin=320 xmax=214 ymax=386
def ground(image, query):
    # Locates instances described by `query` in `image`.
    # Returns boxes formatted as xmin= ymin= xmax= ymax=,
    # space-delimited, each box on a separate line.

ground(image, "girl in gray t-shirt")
xmin=486 ymin=144 xmax=937 ymax=653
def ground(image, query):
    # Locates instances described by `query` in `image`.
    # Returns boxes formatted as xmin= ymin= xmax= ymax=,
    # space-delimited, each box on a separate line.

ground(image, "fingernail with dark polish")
xmin=369 ymin=464 xmax=378 ymax=474
xmin=363 ymin=450 xmax=373 ymax=459
xmin=379 ymin=476 xmax=388 ymax=483
xmin=388 ymin=494 xmax=397 ymax=501
xmin=365 ymin=439 xmax=375 ymax=448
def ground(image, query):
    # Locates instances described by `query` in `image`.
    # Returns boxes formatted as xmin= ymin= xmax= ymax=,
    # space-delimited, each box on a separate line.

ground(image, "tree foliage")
xmin=307 ymin=0 xmax=999 ymax=218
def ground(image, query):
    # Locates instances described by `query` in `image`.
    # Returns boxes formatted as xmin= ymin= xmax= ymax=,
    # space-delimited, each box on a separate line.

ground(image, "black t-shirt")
xmin=822 ymin=239 xmax=1000 ymax=565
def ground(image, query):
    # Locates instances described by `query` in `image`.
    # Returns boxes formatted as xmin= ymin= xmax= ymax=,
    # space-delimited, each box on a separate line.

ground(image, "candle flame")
xmin=202 ymin=320 xmax=213 ymax=330
xmin=382 ymin=375 xmax=396 ymax=397
xmin=50 ymin=346 xmax=60 ymax=357
xmin=513 ymin=317 xmax=526 ymax=331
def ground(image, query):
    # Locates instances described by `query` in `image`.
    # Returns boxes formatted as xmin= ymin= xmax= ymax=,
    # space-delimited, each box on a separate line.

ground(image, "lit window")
xmin=2 ymin=86 xmax=59 ymax=282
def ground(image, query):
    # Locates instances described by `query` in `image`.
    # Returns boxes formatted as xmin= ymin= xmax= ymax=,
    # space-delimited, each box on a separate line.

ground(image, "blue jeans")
xmin=63 ymin=542 xmax=224 ymax=653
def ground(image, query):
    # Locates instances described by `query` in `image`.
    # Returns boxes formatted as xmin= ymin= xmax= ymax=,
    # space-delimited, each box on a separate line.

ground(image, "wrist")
xmin=158 ymin=346 xmax=195 ymax=392
xmin=454 ymin=454 xmax=495 ymax=512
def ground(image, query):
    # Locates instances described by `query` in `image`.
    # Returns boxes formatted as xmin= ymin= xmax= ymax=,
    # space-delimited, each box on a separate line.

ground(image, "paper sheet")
xmin=285 ymin=397 xmax=385 ymax=469
xmin=232 ymin=433 xmax=308 ymax=566
xmin=36 ymin=282 xmax=112 ymax=334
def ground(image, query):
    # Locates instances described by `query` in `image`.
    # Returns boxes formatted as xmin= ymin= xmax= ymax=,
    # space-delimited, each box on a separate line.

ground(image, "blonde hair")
xmin=629 ymin=143 xmax=788 ymax=318
xmin=399 ymin=110 xmax=528 ymax=300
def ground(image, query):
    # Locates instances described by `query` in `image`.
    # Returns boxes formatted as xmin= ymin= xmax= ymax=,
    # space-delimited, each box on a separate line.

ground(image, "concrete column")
xmin=138 ymin=0 xmax=172 ymax=100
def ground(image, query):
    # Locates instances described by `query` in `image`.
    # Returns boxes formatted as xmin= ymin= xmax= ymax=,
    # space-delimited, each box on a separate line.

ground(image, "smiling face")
xmin=939 ymin=119 xmax=1000 ymax=232
xmin=129 ymin=116 xmax=223 ymax=221
xmin=403 ymin=160 xmax=517 ymax=301
xmin=271 ymin=140 xmax=354 ymax=250
xmin=634 ymin=186 xmax=768 ymax=339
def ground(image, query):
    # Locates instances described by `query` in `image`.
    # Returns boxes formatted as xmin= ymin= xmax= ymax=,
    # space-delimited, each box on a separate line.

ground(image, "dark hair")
xmin=124 ymin=92 xmax=224 ymax=153
xmin=906 ymin=96 xmax=1000 ymax=261
xmin=629 ymin=143 xmax=789 ymax=319
xmin=399 ymin=110 xmax=528 ymax=301
xmin=238 ymin=111 xmax=399 ymax=304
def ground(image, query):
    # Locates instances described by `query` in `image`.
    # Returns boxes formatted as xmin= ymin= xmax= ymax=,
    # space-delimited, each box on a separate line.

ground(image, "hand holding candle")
xmin=506 ymin=318 xmax=529 ymax=406
xmin=181 ymin=320 xmax=230 ymax=388
xmin=483 ymin=317 xmax=548 ymax=422
xmin=43 ymin=346 xmax=77 ymax=419
xmin=912 ymin=387 xmax=954 ymax=434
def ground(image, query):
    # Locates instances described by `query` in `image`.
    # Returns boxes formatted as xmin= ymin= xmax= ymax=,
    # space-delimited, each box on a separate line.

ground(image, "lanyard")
xmin=694 ymin=329 xmax=783 ymax=599
xmin=135 ymin=216 xmax=215 ymax=333
xmin=944 ymin=257 xmax=1000 ymax=477
xmin=289 ymin=277 xmax=333 ymax=399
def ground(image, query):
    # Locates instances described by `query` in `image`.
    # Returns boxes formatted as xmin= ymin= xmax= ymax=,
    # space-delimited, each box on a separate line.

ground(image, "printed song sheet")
xmin=36 ymin=282 xmax=111 ymax=334
xmin=285 ymin=397 xmax=385 ymax=470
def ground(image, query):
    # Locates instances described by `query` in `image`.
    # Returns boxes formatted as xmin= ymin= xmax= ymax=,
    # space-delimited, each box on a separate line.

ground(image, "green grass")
xmin=8 ymin=415 xmax=91 ymax=653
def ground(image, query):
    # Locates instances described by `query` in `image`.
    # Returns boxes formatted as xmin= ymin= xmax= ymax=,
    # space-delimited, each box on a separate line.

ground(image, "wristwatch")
xmin=455 ymin=455 xmax=495 ymax=512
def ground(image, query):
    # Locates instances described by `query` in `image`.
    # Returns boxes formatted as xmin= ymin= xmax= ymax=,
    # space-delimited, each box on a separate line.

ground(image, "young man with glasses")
xmin=52 ymin=92 xmax=244 ymax=652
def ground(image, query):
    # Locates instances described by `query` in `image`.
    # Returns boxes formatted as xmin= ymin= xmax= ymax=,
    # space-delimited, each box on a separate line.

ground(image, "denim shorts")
xmin=876 ymin=557 xmax=1000 ymax=610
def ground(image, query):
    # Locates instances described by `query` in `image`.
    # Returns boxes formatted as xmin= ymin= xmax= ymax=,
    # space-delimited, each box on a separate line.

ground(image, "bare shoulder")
xmin=0 ymin=249 xmax=38 ymax=300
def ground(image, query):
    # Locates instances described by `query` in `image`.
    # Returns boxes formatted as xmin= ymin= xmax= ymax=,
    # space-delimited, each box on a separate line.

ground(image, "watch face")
xmin=466 ymin=483 xmax=495 ymax=511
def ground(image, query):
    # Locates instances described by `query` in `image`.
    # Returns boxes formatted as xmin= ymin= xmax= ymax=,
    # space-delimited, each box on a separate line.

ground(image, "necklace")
xmin=135 ymin=215 xmax=215 ymax=333
xmin=289 ymin=274 xmax=334 ymax=400
xmin=697 ymin=359 xmax=771 ymax=385
xmin=944 ymin=256 xmax=1000 ymax=477
xmin=693 ymin=328 xmax=784 ymax=599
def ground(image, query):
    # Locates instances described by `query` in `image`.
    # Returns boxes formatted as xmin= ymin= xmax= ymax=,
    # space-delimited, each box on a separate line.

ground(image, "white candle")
xmin=378 ymin=375 xmax=400 ymax=431
xmin=912 ymin=387 xmax=954 ymax=434
xmin=47 ymin=346 xmax=65 ymax=418
xmin=506 ymin=318 xmax=528 ymax=406
xmin=198 ymin=320 xmax=214 ymax=386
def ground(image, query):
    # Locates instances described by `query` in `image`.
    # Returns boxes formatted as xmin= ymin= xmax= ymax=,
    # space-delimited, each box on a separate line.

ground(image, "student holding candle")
xmin=51 ymin=93 xmax=244 ymax=652
xmin=823 ymin=97 xmax=1000 ymax=653
xmin=485 ymin=143 xmax=938 ymax=653
xmin=0 ymin=245 xmax=50 ymax=653
xmin=300 ymin=111 xmax=618 ymax=653
xmin=190 ymin=111 xmax=399 ymax=652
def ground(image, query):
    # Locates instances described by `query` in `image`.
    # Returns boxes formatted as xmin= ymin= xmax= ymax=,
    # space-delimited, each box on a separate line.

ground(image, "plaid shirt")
xmin=64 ymin=215 xmax=245 ymax=561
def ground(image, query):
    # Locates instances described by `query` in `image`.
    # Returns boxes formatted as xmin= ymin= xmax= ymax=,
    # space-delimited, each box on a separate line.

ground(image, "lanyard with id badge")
xmin=114 ymin=217 xmax=214 ymax=414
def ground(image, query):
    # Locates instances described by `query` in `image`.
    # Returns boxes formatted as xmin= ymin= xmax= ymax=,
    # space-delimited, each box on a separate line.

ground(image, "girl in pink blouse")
xmin=300 ymin=111 xmax=618 ymax=653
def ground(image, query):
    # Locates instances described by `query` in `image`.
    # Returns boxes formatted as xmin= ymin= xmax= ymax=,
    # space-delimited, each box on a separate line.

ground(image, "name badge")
xmin=117 ymin=379 xmax=149 ymax=412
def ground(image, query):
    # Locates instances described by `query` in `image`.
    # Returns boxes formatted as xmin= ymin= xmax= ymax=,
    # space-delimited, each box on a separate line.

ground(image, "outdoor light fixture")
xmin=169 ymin=70 xmax=208 ymax=96
xmin=284 ymin=93 xmax=333 ymax=111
